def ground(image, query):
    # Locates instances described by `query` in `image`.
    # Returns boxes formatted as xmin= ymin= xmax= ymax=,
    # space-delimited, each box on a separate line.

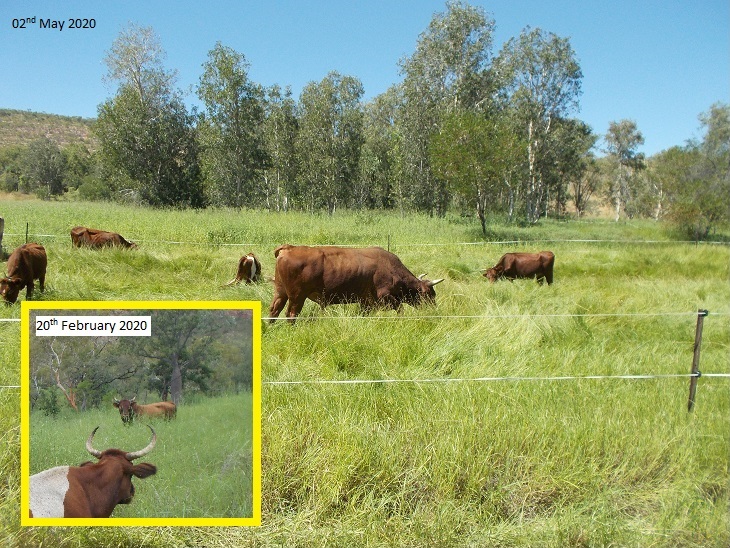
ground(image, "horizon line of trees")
xmin=1 ymin=1 xmax=728 ymax=240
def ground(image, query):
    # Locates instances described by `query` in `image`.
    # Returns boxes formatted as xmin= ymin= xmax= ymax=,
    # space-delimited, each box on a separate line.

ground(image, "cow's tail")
xmin=274 ymin=244 xmax=292 ymax=258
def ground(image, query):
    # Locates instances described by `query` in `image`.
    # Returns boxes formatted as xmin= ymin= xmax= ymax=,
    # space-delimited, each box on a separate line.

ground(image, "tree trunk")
xmin=476 ymin=188 xmax=487 ymax=236
xmin=170 ymin=354 xmax=183 ymax=405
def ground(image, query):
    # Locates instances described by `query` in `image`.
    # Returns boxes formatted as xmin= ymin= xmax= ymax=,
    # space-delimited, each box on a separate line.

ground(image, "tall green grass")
xmin=0 ymin=199 xmax=728 ymax=547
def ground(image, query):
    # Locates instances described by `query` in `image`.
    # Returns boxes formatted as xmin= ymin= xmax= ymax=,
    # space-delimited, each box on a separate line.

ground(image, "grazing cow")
xmin=483 ymin=251 xmax=555 ymax=285
xmin=0 ymin=243 xmax=47 ymax=304
xmin=225 ymin=252 xmax=261 ymax=285
xmin=70 ymin=226 xmax=137 ymax=249
xmin=113 ymin=397 xmax=177 ymax=424
xmin=29 ymin=425 xmax=156 ymax=518
xmin=269 ymin=244 xmax=443 ymax=323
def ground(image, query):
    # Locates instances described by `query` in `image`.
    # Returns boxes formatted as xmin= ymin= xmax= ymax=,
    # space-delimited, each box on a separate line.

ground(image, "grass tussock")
xmin=0 ymin=200 xmax=728 ymax=547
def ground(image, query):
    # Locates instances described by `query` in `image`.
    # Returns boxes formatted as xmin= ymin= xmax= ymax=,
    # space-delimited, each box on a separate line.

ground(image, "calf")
xmin=0 ymin=243 xmax=47 ymax=304
xmin=29 ymin=425 xmax=156 ymax=518
xmin=483 ymin=251 xmax=555 ymax=285
xmin=225 ymin=252 xmax=261 ymax=285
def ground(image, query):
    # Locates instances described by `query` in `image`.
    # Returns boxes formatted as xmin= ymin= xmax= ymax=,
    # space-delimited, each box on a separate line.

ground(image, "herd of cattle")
xmin=11 ymin=224 xmax=555 ymax=518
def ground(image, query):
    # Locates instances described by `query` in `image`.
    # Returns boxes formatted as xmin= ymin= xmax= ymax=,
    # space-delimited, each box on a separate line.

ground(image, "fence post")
xmin=687 ymin=309 xmax=708 ymax=412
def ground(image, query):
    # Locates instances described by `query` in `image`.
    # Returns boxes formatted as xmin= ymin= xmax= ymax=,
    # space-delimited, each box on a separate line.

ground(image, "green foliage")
xmin=495 ymin=26 xmax=583 ymax=223
xmin=35 ymin=388 xmax=60 ymax=417
xmin=297 ymin=71 xmax=365 ymax=214
xmin=198 ymin=43 xmax=268 ymax=208
xmin=21 ymin=137 xmax=67 ymax=197
xmin=95 ymin=24 xmax=203 ymax=208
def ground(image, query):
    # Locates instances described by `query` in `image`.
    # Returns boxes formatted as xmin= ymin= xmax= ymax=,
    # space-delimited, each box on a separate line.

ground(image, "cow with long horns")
xmin=29 ymin=425 xmax=157 ymax=518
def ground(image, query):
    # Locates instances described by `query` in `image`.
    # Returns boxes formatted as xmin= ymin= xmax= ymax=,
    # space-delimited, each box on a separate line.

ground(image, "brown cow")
xmin=483 ymin=251 xmax=555 ymax=285
xmin=70 ymin=226 xmax=137 ymax=249
xmin=0 ymin=243 xmax=47 ymax=304
xmin=269 ymin=244 xmax=443 ymax=323
xmin=29 ymin=425 xmax=156 ymax=518
xmin=225 ymin=252 xmax=261 ymax=285
xmin=113 ymin=397 xmax=177 ymax=424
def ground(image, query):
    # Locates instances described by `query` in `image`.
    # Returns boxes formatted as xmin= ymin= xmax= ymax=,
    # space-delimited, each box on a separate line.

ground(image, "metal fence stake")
xmin=687 ymin=309 xmax=708 ymax=412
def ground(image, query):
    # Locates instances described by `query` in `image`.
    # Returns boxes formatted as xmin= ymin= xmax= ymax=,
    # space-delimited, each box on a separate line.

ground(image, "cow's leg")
xmin=545 ymin=267 xmax=554 ymax=285
xmin=268 ymin=290 xmax=288 ymax=323
xmin=285 ymin=295 xmax=307 ymax=324
xmin=38 ymin=272 xmax=46 ymax=292
xmin=25 ymin=281 xmax=34 ymax=300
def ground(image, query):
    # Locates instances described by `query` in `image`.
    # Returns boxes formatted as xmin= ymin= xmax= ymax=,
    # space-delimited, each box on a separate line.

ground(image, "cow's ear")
xmin=113 ymin=401 xmax=120 ymax=408
xmin=131 ymin=463 xmax=157 ymax=479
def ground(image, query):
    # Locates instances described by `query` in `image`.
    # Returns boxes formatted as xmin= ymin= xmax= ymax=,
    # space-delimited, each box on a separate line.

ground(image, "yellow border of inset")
xmin=20 ymin=300 xmax=262 ymax=527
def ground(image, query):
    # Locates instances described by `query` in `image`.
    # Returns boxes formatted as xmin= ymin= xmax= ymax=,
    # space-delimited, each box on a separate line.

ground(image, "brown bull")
xmin=483 ymin=251 xmax=555 ymax=285
xmin=269 ymin=244 xmax=443 ymax=323
xmin=71 ymin=226 xmax=137 ymax=249
xmin=113 ymin=397 xmax=176 ymax=424
xmin=29 ymin=425 xmax=156 ymax=518
xmin=0 ymin=243 xmax=47 ymax=304
xmin=225 ymin=252 xmax=261 ymax=285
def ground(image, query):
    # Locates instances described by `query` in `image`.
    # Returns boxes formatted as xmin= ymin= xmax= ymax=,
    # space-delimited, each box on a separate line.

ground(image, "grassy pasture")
xmin=0 ymin=199 xmax=729 ymax=547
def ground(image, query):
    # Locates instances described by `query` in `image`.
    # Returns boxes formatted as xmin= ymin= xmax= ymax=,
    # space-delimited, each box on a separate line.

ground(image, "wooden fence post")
xmin=687 ymin=309 xmax=708 ymax=412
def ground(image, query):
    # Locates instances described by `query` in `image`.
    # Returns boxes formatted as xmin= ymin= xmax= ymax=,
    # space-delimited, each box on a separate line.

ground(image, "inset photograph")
xmin=21 ymin=301 xmax=261 ymax=527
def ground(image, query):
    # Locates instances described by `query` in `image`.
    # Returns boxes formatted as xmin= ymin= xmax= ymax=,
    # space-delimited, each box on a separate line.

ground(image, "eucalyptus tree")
xmin=359 ymin=87 xmax=400 ymax=210
xmin=262 ymin=85 xmax=299 ymax=211
xmin=662 ymin=103 xmax=730 ymax=239
xmin=198 ymin=43 xmax=268 ymax=208
xmin=541 ymin=118 xmax=597 ymax=217
xmin=430 ymin=110 xmax=521 ymax=235
xmin=495 ymin=27 xmax=582 ymax=222
xmin=397 ymin=0 xmax=496 ymax=216
xmin=604 ymin=119 xmax=645 ymax=221
xmin=96 ymin=24 xmax=203 ymax=207
xmin=21 ymin=137 xmax=66 ymax=198
xmin=297 ymin=71 xmax=364 ymax=215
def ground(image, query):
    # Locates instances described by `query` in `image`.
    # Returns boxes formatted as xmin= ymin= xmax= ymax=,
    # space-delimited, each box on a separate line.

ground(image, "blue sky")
xmin=1 ymin=0 xmax=727 ymax=156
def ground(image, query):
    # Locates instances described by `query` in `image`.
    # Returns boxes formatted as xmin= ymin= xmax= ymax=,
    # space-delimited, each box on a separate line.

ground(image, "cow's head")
xmin=483 ymin=267 xmax=500 ymax=282
xmin=113 ymin=397 xmax=137 ymax=424
xmin=82 ymin=425 xmax=157 ymax=512
xmin=0 ymin=276 xmax=23 ymax=304
xmin=409 ymin=274 xmax=443 ymax=306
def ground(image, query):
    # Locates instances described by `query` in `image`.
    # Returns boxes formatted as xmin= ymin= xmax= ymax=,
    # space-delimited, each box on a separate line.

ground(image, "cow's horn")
xmin=130 ymin=396 xmax=136 ymax=403
xmin=125 ymin=425 xmax=156 ymax=461
xmin=418 ymin=274 xmax=426 ymax=280
xmin=113 ymin=397 xmax=120 ymax=404
xmin=85 ymin=426 xmax=103 ymax=458
xmin=428 ymin=278 xmax=444 ymax=287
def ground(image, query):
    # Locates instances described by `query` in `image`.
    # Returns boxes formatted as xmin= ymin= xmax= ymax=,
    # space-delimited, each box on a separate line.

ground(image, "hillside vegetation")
xmin=0 ymin=109 xmax=96 ymax=149
xmin=0 ymin=200 xmax=728 ymax=547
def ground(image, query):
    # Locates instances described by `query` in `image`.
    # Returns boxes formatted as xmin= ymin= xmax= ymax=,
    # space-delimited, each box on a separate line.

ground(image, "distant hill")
xmin=0 ymin=109 xmax=97 ymax=150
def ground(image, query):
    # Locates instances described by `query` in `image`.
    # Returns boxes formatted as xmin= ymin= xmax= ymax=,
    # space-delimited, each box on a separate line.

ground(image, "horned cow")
xmin=29 ymin=425 xmax=156 ymax=518
xmin=269 ymin=244 xmax=443 ymax=323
